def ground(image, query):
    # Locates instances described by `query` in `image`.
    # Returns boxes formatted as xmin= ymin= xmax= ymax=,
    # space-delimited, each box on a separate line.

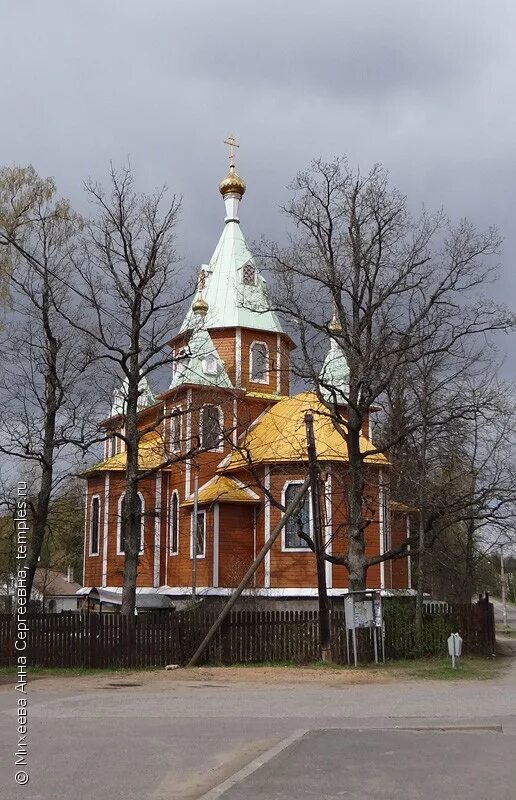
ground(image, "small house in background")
xmin=0 ymin=566 xmax=82 ymax=613
xmin=33 ymin=567 xmax=82 ymax=613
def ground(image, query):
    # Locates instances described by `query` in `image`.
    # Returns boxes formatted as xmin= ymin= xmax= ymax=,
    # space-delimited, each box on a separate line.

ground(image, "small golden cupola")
xmin=192 ymin=268 xmax=209 ymax=318
xmin=219 ymin=135 xmax=246 ymax=222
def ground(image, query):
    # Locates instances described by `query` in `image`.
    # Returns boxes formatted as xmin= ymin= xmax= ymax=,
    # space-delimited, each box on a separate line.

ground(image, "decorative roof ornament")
xmin=219 ymin=135 xmax=246 ymax=199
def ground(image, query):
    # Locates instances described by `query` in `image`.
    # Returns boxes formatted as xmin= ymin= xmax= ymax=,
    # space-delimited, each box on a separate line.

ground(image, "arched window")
xmin=200 ymin=405 xmax=223 ymax=451
xmin=90 ymin=495 xmax=100 ymax=556
xmin=203 ymin=354 xmax=218 ymax=375
xmin=170 ymin=491 xmax=179 ymax=555
xmin=170 ymin=408 xmax=181 ymax=452
xmin=118 ymin=493 xmax=144 ymax=555
xmin=190 ymin=510 xmax=206 ymax=558
xmin=283 ymin=482 xmax=311 ymax=550
xmin=250 ymin=341 xmax=269 ymax=384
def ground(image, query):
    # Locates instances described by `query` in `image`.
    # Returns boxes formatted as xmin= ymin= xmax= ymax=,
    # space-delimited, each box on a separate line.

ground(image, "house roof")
xmin=181 ymin=475 xmax=260 ymax=506
xmin=245 ymin=390 xmax=288 ymax=402
xmin=33 ymin=568 xmax=82 ymax=597
xmin=219 ymin=391 xmax=388 ymax=471
xmin=78 ymin=587 xmax=175 ymax=609
xmin=82 ymin=431 xmax=167 ymax=475
xmin=391 ymin=501 xmax=418 ymax=514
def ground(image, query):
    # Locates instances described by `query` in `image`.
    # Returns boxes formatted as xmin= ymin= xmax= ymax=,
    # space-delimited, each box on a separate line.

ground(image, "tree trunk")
xmin=464 ymin=516 xmax=475 ymax=602
xmin=414 ymin=512 xmax=426 ymax=639
xmin=121 ymin=308 xmax=143 ymax=616
xmin=120 ymin=381 xmax=141 ymax=616
xmin=24 ymin=285 xmax=59 ymax=602
xmin=414 ymin=418 xmax=428 ymax=642
xmin=347 ymin=406 xmax=367 ymax=592
xmin=24 ymin=463 xmax=53 ymax=603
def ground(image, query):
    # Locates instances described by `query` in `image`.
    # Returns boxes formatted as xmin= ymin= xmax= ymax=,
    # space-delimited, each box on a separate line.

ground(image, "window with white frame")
xmin=170 ymin=491 xmax=179 ymax=555
xmin=250 ymin=341 xmax=269 ymax=383
xmin=381 ymin=484 xmax=391 ymax=552
xmin=283 ymin=483 xmax=311 ymax=550
xmin=200 ymin=405 xmax=223 ymax=451
xmin=170 ymin=408 xmax=181 ymax=452
xmin=117 ymin=493 xmax=144 ymax=555
xmin=90 ymin=495 xmax=100 ymax=556
xmin=190 ymin=510 xmax=206 ymax=558
xmin=202 ymin=354 xmax=218 ymax=376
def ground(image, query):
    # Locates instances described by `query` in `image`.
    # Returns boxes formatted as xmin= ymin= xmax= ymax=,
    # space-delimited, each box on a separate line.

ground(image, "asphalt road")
xmin=1 ymin=663 xmax=515 ymax=800
xmin=216 ymin=728 xmax=515 ymax=800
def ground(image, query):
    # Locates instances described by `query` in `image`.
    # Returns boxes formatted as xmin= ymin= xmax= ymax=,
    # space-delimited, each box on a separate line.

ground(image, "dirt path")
xmin=2 ymin=658 xmax=507 ymax=693
xmin=11 ymin=665 xmax=400 ymax=693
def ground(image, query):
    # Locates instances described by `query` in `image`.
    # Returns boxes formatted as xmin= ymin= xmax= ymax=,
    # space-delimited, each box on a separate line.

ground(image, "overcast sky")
xmin=2 ymin=0 xmax=515 ymax=362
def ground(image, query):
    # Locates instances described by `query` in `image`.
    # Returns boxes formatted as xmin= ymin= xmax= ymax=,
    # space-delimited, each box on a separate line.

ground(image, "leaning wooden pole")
xmin=186 ymin=476 xmax=310 ymax=667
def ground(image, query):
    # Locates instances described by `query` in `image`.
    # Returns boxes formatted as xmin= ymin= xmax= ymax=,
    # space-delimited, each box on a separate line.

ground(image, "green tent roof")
xmin=170 ymin=326 xmax=233 ymax=390
xmin=180 ymin=220 xmax=284 ymax=335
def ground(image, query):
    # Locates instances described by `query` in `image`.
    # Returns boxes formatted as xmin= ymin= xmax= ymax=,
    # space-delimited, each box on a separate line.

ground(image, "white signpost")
xmin=344 ymin=590 xmax=384 ymax=667
xmin=447 ymin=632 xmax=463 ymax=669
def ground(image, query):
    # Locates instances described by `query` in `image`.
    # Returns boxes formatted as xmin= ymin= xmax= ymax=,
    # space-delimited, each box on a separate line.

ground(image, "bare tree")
xmin=61 ymin=167 xmax=191 ymax=615
xmin=262 ymin=157 xmax=513 ymax=591
xmin=383 ymin=340 xmax=516 ymax=632
xmin=0 ymin=166 xmax=91 ymax=600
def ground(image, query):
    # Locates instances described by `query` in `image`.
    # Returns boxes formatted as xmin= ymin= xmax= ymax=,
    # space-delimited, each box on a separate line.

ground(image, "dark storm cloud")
xmin=1 ymin=0 xmax=515 ymax=360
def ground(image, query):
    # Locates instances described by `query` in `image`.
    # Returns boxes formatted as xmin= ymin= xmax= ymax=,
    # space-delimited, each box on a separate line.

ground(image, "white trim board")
xmin=79 ymin=585 xmax=416 ymax=598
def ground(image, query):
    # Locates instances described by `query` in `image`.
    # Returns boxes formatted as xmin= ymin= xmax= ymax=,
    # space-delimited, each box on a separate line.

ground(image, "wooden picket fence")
xmin=0 ymin=597 xmax=495 ymax=669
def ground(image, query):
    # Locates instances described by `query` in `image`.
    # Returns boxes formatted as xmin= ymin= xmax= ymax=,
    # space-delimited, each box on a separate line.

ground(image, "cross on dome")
xmin=224 ymin=135 xmax=239 ymax=170
xmin=219 ymin=134 xmax=246 ymax=201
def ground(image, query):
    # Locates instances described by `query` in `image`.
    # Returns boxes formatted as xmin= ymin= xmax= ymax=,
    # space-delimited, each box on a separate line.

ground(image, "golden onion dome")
xmin=219 ymin=166 xmax=246 ymax=198
xmin=192 ymin=296 xmax=209 ymax=317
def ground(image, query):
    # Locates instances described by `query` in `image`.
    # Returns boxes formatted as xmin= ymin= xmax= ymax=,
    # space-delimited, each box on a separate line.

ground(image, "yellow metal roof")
xmin=181 ymin=475 xmax=260 ymax=506
xmin=220 ymin=391 xmax=387 ymax=471
xmin=245 ymin=390 xmax=287 ymax=402
xmin=82 ymin=432 xmax=167 ymax=474
xmin=391 ymin=501 xmax=418 ymax=514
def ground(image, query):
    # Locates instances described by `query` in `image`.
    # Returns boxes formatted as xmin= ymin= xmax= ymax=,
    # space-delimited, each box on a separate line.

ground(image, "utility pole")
xmin=192 ymin=466 xmax=199 ymax=601
xmin=500 ymin=544 xmax=507 ymax=631
xmin=304 ymin=412 xmax=331 ymax=661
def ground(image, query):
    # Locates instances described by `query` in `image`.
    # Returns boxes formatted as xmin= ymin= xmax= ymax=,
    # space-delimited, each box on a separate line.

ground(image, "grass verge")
xmin=0 ymin=656 xmax=504 ymax=681
xmin=238 ymin=656 xmax=503 ymax=680
xmin=0 ymin=666 xmax=159 ymax=677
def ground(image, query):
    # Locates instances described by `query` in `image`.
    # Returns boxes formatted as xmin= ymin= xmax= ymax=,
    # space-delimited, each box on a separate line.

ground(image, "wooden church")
xmin=81 ymin=143 xmax=411 ymax=607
